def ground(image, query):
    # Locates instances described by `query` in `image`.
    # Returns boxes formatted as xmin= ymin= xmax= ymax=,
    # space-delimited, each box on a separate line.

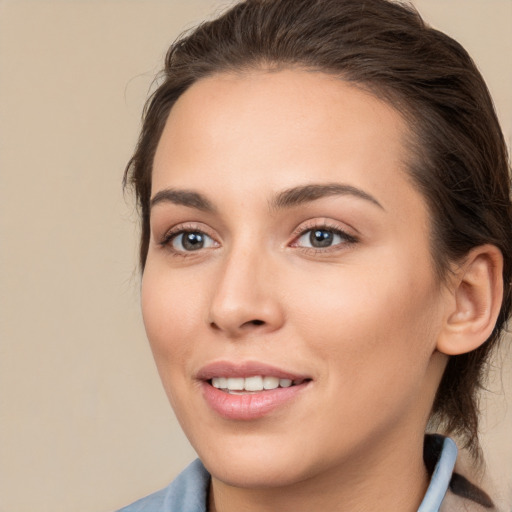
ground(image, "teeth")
xmin=244 ymin=376 xmax=263 ymax=391
xmin=211 ymin=375 xmax=298 ymax=392
xmin=263 ymin=376 xmax=279 ymax=389
xmin=226 ymin=377 xmax=244 ymax=391
xmin=212 ymin=377 xmax=227 ymax=389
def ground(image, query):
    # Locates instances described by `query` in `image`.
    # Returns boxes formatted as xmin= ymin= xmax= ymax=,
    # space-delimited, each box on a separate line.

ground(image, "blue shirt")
xmin=116 ymin=437 xmax=490 ymax=512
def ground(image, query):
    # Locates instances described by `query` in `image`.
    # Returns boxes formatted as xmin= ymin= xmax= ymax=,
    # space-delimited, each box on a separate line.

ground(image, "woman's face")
xmin=142 ymin=70 xmax=449 ymax=488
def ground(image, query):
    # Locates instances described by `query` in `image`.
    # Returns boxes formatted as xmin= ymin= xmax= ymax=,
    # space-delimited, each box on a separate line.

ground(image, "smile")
xmin=198 ymin=362 xmax=312 ymax=419
xmin=210 ymin=375 xmax=307 ymax=393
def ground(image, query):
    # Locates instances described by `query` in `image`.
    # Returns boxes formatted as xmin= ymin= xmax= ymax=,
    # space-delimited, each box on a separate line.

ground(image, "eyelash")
xmin=158 ymin=221 xmax=358 ymax=257
xmin=159 ymin=223 xmax=218 ymax=258
xmin=290 ymin=222 xmax=358 ymax=253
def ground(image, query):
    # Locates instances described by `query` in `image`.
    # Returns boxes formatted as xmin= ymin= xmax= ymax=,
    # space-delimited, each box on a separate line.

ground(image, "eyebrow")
xmin=150 ymin=182 xmax=384 ymax=213
xmin=271 ymin=183 xmax=384 ymax=211
xmin=150 ymin=188 xmax=216 ymax=212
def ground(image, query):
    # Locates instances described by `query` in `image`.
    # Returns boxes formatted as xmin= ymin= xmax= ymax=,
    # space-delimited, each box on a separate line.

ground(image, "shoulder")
xmin=423 ymin=435 xmax=498 ymax=512
xmin=116 ymin=486 xmax=167 ymax=512
xmin=440 ymin=488 xmax=497 ymax=512
xmin=115 ymin=459 xmax=210 ymax=512
xmin=446 ymin=471 xmax=496 ymax=511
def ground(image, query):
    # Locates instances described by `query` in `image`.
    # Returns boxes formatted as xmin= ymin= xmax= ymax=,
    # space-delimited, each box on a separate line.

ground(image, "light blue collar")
xmin=117 ymin=437 xmax=458 ymax=511
xmin=417 ymin=437 xmax=458 ymax=512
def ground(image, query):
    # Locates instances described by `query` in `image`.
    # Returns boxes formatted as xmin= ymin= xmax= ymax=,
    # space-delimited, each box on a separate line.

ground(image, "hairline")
xmin=142 ymin=63 xmax=450 ymax=284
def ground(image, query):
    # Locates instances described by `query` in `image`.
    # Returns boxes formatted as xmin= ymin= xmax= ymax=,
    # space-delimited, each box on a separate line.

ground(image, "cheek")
xmin=141 ymin=265 xmax=205 ymax=377
xmin=288 ymin=258 xmax=440 ymax=384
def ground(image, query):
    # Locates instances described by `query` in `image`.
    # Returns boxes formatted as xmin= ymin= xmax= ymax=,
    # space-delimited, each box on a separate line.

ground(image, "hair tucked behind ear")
xmin=124 ymin=0 xmax=512 ymax=455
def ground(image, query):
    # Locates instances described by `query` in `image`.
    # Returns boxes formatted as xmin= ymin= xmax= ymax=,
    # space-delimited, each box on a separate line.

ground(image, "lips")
xmin=197 ymin=361 xmax=311 ymax=420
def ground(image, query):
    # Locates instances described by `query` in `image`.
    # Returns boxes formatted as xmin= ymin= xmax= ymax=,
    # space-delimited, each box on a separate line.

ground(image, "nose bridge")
xmin=208 ymin=237 xmax=283 ymax=336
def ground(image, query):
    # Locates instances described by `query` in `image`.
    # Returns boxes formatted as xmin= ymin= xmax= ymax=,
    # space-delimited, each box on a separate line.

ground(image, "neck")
xmin=209 ymin=431 xmax=430 ymax=512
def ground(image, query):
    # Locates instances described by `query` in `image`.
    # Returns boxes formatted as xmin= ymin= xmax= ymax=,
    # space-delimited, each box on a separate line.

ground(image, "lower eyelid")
xmin=158 ymin=223 xmax=217 ymax=245
xmin=171 ymin=231 xmax=216 ymax=248
xmin=291 ymin=225 xmax=357 ymax=246
xmin=156 ymin=221 xmax=356 ymax=253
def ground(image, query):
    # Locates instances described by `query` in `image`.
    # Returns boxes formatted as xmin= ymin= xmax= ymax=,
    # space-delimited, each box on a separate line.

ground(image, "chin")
xmin=191 ymin=430 xmax=329 ymax=490
xmin=205 ymin=456 xmax=310 ymax=489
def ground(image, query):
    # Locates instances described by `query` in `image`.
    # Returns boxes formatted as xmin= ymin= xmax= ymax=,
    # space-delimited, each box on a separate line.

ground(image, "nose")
xmin=207 ymin=246 xmax=285 ymax=338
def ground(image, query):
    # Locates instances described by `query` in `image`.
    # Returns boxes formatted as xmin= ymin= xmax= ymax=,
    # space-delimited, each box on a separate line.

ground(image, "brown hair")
xmin=124 ymin=0 xmax=512 ymax=454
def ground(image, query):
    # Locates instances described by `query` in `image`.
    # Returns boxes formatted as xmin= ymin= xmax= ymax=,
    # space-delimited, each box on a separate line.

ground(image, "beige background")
xmin=0 ymin=1 xmax=510 ymax=511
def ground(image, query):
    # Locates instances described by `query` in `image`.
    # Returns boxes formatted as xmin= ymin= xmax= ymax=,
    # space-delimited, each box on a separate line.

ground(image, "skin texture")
xmin=141 ymin=70 xmax=501 ymax=512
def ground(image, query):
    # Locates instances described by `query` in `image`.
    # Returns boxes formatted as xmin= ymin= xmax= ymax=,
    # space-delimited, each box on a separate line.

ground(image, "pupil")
xmin=183 ymin=232 xmax=204 ymax=250
xmin=310 ymin=229 xmax=333 ymax=248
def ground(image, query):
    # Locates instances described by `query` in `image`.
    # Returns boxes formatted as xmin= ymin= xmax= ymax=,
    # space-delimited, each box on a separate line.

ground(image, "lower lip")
xmin=201 ymin=381 xmax=309 ymax=420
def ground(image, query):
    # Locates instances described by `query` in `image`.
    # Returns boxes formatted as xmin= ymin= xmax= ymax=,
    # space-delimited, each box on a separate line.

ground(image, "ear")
xmin=437 ymin=244 xmax=504 ymax=356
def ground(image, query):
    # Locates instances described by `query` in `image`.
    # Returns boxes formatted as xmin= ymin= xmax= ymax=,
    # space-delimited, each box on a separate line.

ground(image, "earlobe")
xmin=437 ymin=245 xmax=504 ymax=356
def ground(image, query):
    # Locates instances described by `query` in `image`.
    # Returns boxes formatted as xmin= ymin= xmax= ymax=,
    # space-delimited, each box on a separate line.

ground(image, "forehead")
xmin=152 ymin=69 xmax=419 ymax=214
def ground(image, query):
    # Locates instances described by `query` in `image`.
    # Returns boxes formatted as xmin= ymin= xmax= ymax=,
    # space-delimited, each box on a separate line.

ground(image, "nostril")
xmin=208 ymin=317 xmax=269 ymax=333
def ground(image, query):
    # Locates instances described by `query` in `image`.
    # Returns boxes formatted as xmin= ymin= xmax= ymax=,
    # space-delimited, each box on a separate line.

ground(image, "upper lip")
xmin=196 ymin=360 xmax=311 ymax=381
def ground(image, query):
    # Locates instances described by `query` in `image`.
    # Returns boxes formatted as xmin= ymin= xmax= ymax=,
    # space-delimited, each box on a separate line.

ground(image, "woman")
xmin=118 ymin=0 xmax=512 ymax=510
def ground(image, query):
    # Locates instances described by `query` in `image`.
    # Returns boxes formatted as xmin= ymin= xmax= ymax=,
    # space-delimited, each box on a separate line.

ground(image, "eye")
xmin=170 ymin=230 xmax=217 ymax=252
xmin=294 ymin=227 xmax=356 ymax=249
